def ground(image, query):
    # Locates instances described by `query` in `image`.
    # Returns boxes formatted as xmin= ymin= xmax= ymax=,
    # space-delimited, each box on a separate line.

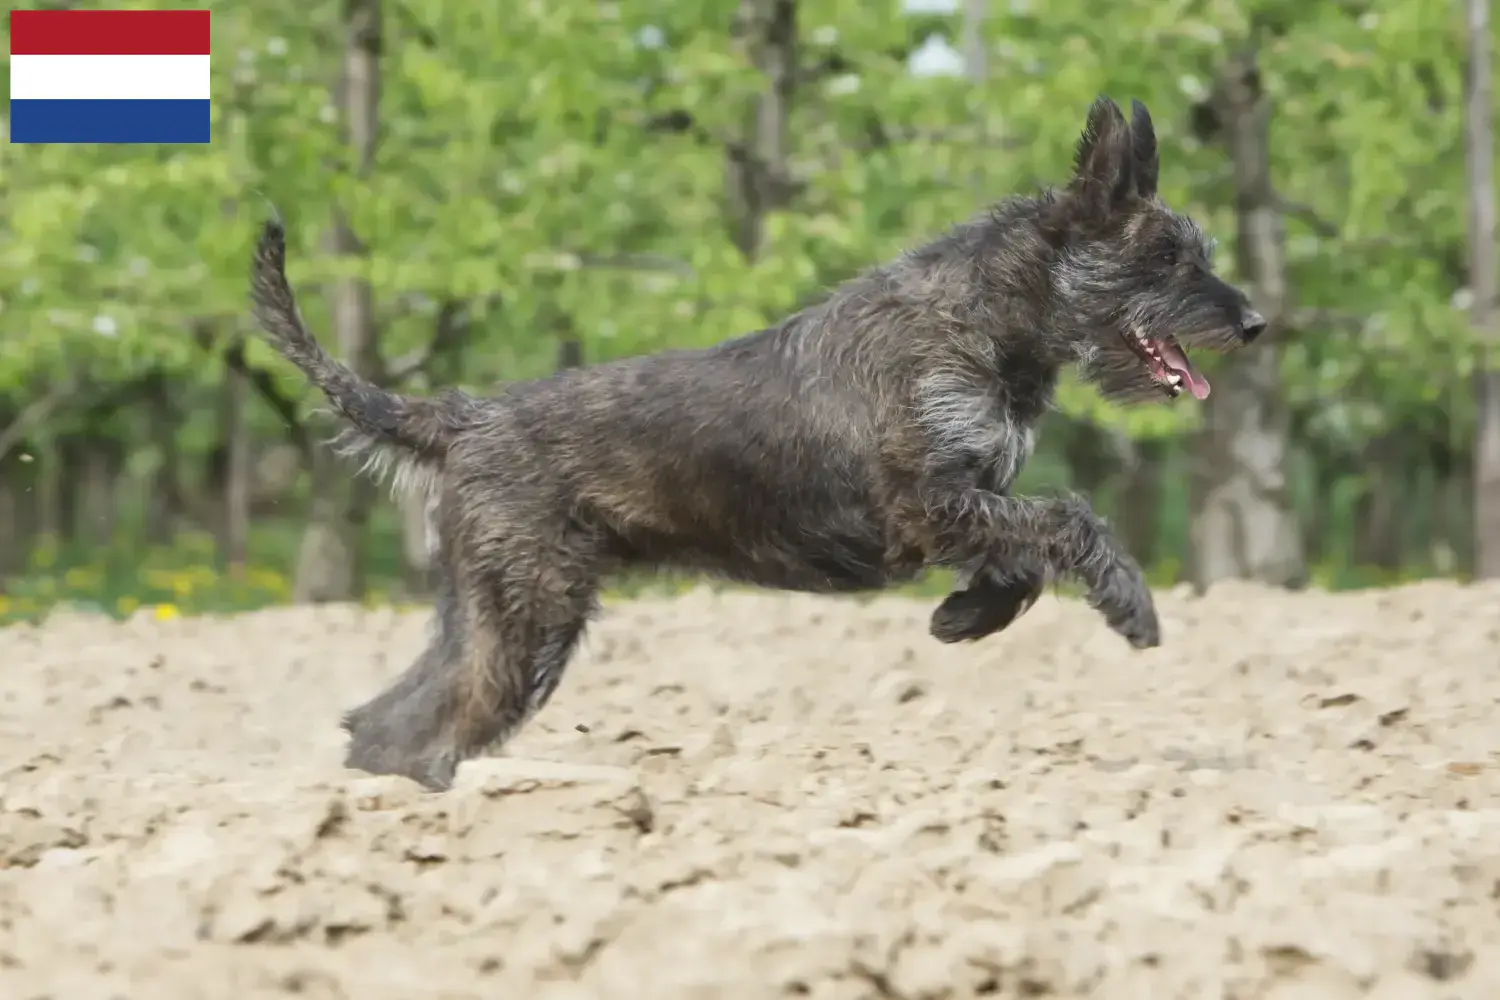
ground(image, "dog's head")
xmin=1053 ymin=96 xmax=1265 ymax=402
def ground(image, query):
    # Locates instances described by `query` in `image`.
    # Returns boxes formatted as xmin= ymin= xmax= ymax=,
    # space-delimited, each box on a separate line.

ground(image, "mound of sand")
xmin=3 ymin=580 xmax=1500 ymax=999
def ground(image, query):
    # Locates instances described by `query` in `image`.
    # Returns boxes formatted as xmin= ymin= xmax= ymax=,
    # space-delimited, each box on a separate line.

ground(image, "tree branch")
xmin=222 ymin=347 xmax=315 ymax=462
xmin=1285 ymin=306 xmax=1370 ymax=334
xmin=1274 ymin=196 xmax=1340 ymax=239
xmin=194 ymin=320 xmax=314 ymax=462
xmin=0 ymin=380 xmax=74 ymax=460
xmin=388 ymin=297 xmax=468 ymax=387
xmin=193 ymin=319 xmax=312 ymax=458
xmin=575 ymin=251 xmax=696 ymax=276
xmin=651 ymin=106 xmax=1024 ymax=212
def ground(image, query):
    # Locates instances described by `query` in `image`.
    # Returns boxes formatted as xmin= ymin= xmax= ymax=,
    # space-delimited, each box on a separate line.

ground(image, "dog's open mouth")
xmin=1125 ymin=329 xmax=1210 ymax=400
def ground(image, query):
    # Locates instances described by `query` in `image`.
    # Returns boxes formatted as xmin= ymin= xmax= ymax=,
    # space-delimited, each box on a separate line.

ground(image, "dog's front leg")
xmin=911 ymin=375 xmax=1157 ymax=647
xmin=927 ymin=489 xmax=1160 ymax=648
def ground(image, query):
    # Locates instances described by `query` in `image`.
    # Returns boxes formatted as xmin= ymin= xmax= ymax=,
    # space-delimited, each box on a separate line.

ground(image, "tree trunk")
xmin=1465 ymin=0 xmax=1500 ymax=578
xmin=1427 ymin=426 xmax=1461 ymax=575
xmin=1060 ymin=417 xmax=1123 ymax=501
xmin=961 ymin=0 xmax=987 ymax=196
xmin=36 ymin=439 xmax=61 ymax=544
xmin=76 ymin=434 xmax=123 ymax=549
xmin=1116 ymin=438 xmax=1165 ymax=569
xmin=143 ymin=370 xmax=184 ymax=545
xmin=0 ymin=403 xmax=20 ymax=577
xmin=726 ymin=0 xmax=796 ymax=260
xmin=0 ymin=473 xmax=16 ymax=580
xmin=293 ymin=455 xmax=357 ymax=602
xmin=222 ymin=339 xmax=252 ymax=576
xmin=1352 ymin=434 xmax=1402 ymax=572
xmin=0 ymin=436 xmax=38 ymax=578
xmin=1188 ymin=46 xmax=1306 ymax=591
xmin=53 ymin=435 xmax=85 ymax=546
xmin=1298 ymin=436 xmax=1337 ymax=567
xmin=293 ymin=0 xmax=384 ymax=603
xmin=961 ymin=0 xmax=986 ymax=82
xmin=1437 ymin=466 xmax=1468 ymax=576
xmin=557 ymin=336 xmax=583 ymax=371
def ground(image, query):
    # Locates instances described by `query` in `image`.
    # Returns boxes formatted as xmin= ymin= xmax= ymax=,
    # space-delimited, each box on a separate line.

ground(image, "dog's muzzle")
xmin=1241 ymin=309 xmax=1267 ymax=343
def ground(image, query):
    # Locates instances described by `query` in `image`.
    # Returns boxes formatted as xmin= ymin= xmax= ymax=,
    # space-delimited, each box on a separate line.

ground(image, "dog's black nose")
xmin=1241 ymin=309 xmax=1267 ymax=341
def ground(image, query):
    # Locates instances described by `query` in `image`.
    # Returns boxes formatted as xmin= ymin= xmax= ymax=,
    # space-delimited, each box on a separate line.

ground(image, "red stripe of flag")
xmin=9 ymin=9 xmax=210 ymax=56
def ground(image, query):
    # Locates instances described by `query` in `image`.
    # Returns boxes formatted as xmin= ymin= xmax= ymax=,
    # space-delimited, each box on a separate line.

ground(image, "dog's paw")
xmin=1089 ymin=565 xmax=1161 ymax=649
xmin=929 ymin=572 xmax=1042 ymax=644
xmin=341 ymin=694 xmax=461 ymax=792
xmin=1114 ymin=607 xmax=1161 ymax=649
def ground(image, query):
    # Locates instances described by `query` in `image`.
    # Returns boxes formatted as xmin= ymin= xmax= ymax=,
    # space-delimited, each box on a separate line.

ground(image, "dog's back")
xmin=447 ymin=327 xmax=898 ymax=593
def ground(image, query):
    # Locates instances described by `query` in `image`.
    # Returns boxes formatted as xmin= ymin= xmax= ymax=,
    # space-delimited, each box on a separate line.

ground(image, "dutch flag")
xmin=9 ymin=9 xmax=210 ymax=144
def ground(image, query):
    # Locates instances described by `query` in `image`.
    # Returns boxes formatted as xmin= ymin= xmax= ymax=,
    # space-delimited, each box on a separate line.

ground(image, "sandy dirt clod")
xmin=3 ymin=581 xmax=1500 ymax=999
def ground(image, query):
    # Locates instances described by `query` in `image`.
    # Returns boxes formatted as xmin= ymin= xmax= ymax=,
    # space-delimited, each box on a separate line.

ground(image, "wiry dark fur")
xmin=249 ymin=97 xmax=1265 ymax=790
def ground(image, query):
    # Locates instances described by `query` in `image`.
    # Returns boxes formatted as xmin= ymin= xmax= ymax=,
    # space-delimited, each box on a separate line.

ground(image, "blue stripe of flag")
xmin=10 ymin=99 xmax=210 ymax=144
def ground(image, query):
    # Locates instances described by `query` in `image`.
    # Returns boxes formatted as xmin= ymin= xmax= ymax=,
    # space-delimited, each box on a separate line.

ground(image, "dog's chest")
xmin=979 ymin=421 xmax=1036 ymax=494
xmin=970 ymin=357 xmax=1052 ymax=494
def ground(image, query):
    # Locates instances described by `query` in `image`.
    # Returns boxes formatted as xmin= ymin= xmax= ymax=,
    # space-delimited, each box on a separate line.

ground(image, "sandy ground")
xmin=3 ymin=581 xmax=1500 ymax=999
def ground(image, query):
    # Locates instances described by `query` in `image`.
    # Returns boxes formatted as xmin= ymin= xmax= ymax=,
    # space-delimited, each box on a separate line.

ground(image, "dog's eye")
xmin=1159 ymin=249 xmax=1177 ymax=265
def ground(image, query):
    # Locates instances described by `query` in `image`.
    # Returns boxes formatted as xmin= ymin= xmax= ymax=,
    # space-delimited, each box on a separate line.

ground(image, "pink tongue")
xmin=1158 ymin=341 xmax=1210 ymax=399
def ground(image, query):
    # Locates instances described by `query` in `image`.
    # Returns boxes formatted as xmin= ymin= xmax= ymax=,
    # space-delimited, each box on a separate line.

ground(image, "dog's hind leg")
xmin=342 ymin=505 xmax=600 ymax=791
xmin=340 ymin=558 xmax=471 ymax=789
xmin=447 ymin=521 xmax=600 ymax=773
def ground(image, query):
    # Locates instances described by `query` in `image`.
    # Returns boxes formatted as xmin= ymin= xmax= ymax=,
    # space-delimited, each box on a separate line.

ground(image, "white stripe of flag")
xmin=10 ymin=54 xmax=210 ymax=102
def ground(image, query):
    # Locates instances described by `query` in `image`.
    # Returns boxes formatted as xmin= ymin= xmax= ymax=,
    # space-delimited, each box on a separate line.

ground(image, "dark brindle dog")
xmin=249 ymin=96 xmax=1265 ymax=790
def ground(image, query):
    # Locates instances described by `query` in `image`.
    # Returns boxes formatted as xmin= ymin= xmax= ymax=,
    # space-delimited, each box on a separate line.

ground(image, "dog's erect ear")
xmin=1069 ymin=96 xmax=1134 ymax=217
xmin=1130 ymin=99 xmax=1159 ymax=200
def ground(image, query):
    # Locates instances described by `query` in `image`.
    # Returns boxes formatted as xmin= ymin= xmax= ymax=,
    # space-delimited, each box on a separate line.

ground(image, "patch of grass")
xmin=1 ymin=530 xmax=295 ymax=626
xmin=1308 ymin=560 xmax=1445 ymax=591
xmin=0 ymin=517 xmax=1452 ymax=629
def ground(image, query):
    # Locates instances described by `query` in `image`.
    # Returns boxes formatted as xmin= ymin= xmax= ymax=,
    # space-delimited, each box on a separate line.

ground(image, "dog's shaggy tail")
xmin=250 ymin=218 xmax=470 ymax=490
